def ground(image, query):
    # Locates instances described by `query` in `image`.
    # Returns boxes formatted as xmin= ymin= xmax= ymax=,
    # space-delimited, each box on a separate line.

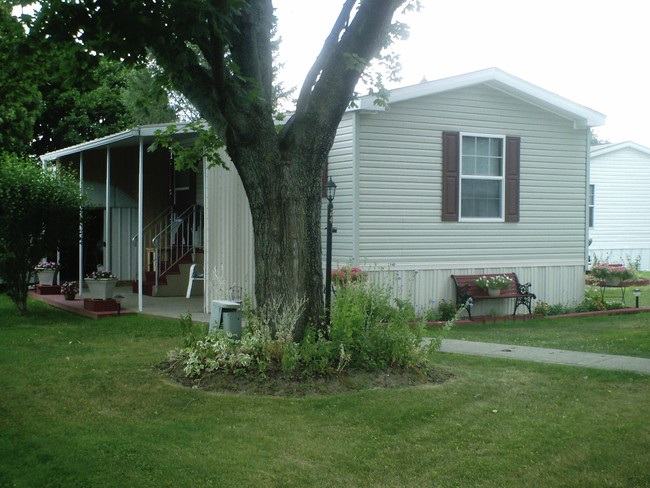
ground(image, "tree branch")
xmin=294 ymin=0 xmax=357 ymax=117
xmin=281 ymin=0 xmax=405 ymax=154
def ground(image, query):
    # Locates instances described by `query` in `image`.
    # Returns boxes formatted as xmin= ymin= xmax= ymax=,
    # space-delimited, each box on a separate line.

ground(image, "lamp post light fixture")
xmin=632 ymin=288 xmax=642 ymax=308
xmin=324 ymin=177 xmax=337 ymax=326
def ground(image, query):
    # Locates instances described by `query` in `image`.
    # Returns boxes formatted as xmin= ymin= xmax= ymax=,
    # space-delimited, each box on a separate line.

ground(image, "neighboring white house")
xmin=589 ymin=141 xmax=650 ymax=271
xmin=41 ymin=68 xmax=606 ymax=316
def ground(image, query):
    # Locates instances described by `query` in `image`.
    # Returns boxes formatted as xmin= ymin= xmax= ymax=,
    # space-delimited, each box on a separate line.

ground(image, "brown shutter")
xmin=441 ymin=131 xmax=460 ymax=221
xmin=504 ymin=136 xmax=520 ymax=222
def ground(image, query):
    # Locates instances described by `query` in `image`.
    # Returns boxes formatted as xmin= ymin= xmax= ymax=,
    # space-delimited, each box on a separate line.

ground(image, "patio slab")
xmin=30 ymin=285 xmax=209 ymax=323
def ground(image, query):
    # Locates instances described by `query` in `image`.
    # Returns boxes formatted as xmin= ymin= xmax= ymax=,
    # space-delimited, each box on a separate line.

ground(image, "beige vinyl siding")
xmin=589 ymin=146 xmax=650 ymax=270
xmin=324 ymin=112 xmax=357 ymax=264
xmin=354 ymin=85 xmax=588 ymax=268
xmin=204 ymin=152 xmax=255 ymax=312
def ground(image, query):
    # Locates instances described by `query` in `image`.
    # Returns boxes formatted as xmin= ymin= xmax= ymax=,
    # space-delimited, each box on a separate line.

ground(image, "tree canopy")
xmin=0 ymin=4 xmax=41 ymax=153
xmin=2 ymin=4 xmax=179 ymax=155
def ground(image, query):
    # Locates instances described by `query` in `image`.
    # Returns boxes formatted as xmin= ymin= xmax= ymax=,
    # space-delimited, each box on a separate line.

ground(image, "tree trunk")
xmin=226 ymin=136 xmax=327 ymax=339
xmin=7 ymin=269 xmax=30 ymax=316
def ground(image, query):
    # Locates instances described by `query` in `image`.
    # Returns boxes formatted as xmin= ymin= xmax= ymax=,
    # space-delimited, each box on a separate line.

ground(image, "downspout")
xmin=584 ymin=128 xmax=592 ymax=272
xmin=78 ymin=153 xmax=84 ymax=296
xmin=138 ymin=133 xmax=144 ymax=311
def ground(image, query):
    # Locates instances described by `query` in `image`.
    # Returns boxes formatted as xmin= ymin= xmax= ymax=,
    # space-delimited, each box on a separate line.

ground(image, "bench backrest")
xmin=451 ymin=273 xmax=520 ymax=296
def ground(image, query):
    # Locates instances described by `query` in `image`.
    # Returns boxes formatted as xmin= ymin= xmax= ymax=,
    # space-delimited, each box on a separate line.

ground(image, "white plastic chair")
xmin=186 ymin=264 xmax=204 ymax=298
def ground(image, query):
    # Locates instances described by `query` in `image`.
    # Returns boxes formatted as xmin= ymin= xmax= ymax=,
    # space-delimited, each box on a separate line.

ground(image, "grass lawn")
xmin=429 ymin=271 xmax=650 ymax=358
xmin=431 ymin=313 xmax=650 ymax=358
xmin=598 ymin=270 xmax=650 ymax=308
xmin=1 ymin=296 xmax=649 ymax=487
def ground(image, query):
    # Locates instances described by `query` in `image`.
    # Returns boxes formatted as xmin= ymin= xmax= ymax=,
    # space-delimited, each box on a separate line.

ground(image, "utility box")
xmin=210 ymin=300 xmax=243 ymax=338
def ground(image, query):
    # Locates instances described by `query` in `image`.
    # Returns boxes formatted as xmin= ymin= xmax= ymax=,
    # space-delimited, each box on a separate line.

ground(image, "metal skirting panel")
xmin=361 ymin=264 xmax=585 ymax=317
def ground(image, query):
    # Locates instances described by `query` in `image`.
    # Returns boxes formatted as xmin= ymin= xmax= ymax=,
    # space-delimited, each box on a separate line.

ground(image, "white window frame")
xmin=458 ymin=132 xmax=506 ymax=222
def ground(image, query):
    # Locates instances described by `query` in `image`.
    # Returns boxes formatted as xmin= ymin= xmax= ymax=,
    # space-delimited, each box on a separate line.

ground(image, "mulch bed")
xmin=158 ymin=360 xmax=454 ymax=397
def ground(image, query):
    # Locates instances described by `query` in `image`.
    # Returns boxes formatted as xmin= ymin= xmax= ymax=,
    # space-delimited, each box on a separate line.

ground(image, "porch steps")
xmin=133 ymin=251 xmax=204 ymax=297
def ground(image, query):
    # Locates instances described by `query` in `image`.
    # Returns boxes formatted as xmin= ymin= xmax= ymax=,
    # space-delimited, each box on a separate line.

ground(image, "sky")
xmin=274 ymin=0 xmax=650 ymax=147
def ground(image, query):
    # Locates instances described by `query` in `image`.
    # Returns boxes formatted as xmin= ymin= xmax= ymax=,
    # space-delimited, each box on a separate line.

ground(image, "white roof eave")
xmin=39 ymin=122 xmax=193 ymax=161
xmin=591 ymin=140 xmax=650 ymax=158
xmin=354 ymin=67 xmax=606 ymax=128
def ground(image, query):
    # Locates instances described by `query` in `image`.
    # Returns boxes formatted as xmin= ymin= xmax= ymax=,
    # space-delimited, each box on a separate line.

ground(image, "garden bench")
xmin=451 ymin=273 xmax=536 ymax=319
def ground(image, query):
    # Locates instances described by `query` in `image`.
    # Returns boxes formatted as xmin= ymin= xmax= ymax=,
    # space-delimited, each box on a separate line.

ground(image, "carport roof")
xmin=39 ymin=123 xmax=197 ymax=161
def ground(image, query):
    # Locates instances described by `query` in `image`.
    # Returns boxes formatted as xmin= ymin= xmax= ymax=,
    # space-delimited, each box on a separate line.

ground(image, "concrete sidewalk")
xmin=433 ymin=339 xmax=650 ymax=375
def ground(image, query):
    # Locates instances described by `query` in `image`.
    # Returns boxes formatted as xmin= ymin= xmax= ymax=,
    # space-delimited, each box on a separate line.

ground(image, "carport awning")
xmin=39 ymin=122 xmax=197 ymax=161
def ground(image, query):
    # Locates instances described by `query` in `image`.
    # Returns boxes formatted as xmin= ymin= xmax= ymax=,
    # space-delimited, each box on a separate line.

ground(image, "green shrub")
xmin=422 ymin=299 xmax=458 ymax=322
xmin=574 ymin=298 xmax=606 ymax=313
xmin=170 ymin=282 xmax=438 ymax=380
xmin=436 ymin=299 xmax=458 ymax=322
xmin=179 ymin=313 xmax=208 ymax=347
xmin=547 ymin=303 xmax=569 ymax=316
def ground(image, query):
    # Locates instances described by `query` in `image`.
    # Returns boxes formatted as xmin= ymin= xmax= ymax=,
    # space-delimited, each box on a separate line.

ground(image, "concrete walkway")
xmin=435 ymin=338 xmax=650 ymax=375
xmin=116 ymin=286 xmax=211 ymax=323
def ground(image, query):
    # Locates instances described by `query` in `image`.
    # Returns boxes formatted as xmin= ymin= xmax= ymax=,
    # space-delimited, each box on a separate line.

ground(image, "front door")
xmin=171 ymin=168 xmax=196 ymax=215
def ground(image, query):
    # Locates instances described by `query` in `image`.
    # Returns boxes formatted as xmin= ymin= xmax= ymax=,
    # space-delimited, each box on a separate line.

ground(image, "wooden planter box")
xmin=83 ymin=298 xmax=118 ymax=312
xmin=35 ymin=285 xmax=62 ymax=295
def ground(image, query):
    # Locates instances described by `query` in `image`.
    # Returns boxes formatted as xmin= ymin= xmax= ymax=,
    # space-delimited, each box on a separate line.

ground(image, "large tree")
xmin=35 ymin=0 xmax=412 ymax=337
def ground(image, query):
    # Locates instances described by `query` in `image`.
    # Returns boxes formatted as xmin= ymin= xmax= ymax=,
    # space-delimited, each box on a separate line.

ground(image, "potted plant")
xmin=34 ymin=261 xmax=60 ymax=286
xmin=475 ymin=275 xmax=513 ymax=296
xmin=589 ymin=264 xmax=636 ymax=286
xmin=60 ymin=281 xmax=79 ymax=300
xmin=85 ymin=270 xmax=119 ymax=300
xmin=331 ymin=266 xmax=368 ymax=287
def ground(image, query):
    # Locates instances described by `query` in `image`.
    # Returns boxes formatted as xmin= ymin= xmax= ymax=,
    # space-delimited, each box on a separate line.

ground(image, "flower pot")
xmin=85 ymin=278 xmax=118 ymax=300
xmin=605 ymin=277 xmax=621 ymax=286
xmin=488 ymin=287 xmax=501 ymax=297
xmin=36 ymin=269 xmax=56 ymax=286
xmin=64 ymin=293 xmax=76 ymax=301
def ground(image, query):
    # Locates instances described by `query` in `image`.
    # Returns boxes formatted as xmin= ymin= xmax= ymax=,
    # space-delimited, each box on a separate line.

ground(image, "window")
xmin=442 ymin=131 xmax=520 ymax=222
xmin=460 ymin=134 xmax=504 ymax=219
xmin=588 ymin=184 xmax=595 ymax=228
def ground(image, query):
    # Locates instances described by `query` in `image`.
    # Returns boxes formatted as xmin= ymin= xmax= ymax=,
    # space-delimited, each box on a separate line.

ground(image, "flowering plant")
xmin=35 ymin=261 xmax=60 ymax=270
xmin=589 ymin=264 xmax=635 ymax=282
xmin=534 ymin=301 xmax=550 ymax=316
xmin=86 ymin=270 xmax=117 ymax=279
xmin=475 ymin=275 xmax=513 ymax=290
xmin=61 ymin=281 xmax=79 ymax=295
xmin=331 ymin=266 xmax=368 ymax=287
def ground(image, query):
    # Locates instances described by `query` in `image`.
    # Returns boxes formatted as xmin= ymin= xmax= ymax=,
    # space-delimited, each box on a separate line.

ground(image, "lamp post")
xmin=632 ymin=288 xmax=641 ymax=308
xmin=324 ymin=178 xmax=337 ymax=326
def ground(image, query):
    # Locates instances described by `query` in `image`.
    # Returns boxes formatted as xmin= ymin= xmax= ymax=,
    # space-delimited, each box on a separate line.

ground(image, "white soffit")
xmin=356 ymin=67 xmax=606 ymax=128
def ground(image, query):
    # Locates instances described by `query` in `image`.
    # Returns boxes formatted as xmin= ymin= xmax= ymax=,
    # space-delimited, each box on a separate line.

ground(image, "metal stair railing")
xmin=151 ymin=205 xmax=204 ymax=294
xmin=131 ymin=207 xmax=174 ymax=280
